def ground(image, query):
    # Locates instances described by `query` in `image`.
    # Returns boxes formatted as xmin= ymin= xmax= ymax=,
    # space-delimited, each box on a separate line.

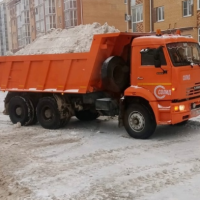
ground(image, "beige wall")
xmin=56 ymin=0 xmax=65 ymax=29
xmin=82 ymin=0 xmax=127 ymax=31
xmin=154 ymin=0 xmax=197 ymax=30
xmin=6 ymin=2 xmax=12 ymax=51
xmin=154 ymin=0 xmax=198 ymax=41
xmin=143 ymin=0 xmax=150 ymax=32
xmin=30 ymin=1 xmax=36 ymax=42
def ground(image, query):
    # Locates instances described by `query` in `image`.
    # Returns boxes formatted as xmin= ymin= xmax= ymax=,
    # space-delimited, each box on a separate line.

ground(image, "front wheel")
xmin=124 ymin=104 xmax=156 ymax=139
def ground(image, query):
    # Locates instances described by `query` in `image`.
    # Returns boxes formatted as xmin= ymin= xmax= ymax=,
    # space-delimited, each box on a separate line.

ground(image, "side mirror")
xmin=154 ymin=46 xmax=163 ymax=68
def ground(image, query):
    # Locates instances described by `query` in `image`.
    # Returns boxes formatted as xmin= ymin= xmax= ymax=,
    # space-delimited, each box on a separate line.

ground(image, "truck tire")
xmin=28 ymin=99 xmax=38 ymax=125
xmin=75 ymin=110 xmax=99 ymax=121
xmin=124 ymin=104 xmax=156 ymax=139
xmin=102 ymin=56 xmax=129 ymax=93
xmin=8 ymin=96 xmax=33 ymax=126
xmin=60 ymin=109 xmax=71 ymax=128
xmin=36 ymin=97 xmax=61 ymax=129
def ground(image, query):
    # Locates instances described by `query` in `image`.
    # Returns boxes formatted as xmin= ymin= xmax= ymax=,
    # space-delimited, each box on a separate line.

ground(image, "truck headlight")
xmin=179 ymin=105 xmax=185 ymax=111
xmin=174 ymin=105 xmax=185 ymax=112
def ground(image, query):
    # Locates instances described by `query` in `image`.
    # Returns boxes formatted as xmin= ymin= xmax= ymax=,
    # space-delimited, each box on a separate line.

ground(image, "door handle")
xmin=137 ymin=77 xmax=143 ymax=80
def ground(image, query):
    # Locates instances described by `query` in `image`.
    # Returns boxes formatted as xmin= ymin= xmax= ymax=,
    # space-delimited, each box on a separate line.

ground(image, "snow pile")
xmin=15 ymin=22 xmax=119 ymax=55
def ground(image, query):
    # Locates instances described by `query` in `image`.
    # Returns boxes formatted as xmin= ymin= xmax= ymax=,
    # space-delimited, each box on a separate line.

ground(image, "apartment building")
xmin=153 ymin=0 xmax=197 ymax=39
xmin=7 ymin=0 xmax=83 ymax=52
xmin=0 ymin=0 xmax=9 ymax=55
xmin=125 ymin=0 xmax=151 ymax=32
xmin=125 ymin=0 xmax=200 ymax=42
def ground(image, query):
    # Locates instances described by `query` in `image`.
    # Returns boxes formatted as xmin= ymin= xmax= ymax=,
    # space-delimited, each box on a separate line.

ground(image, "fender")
xmin=124 ymin=86 xmax=159 ymax=123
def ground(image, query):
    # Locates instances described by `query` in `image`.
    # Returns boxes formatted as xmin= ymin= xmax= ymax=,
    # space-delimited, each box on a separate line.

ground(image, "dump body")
xmin=0 ymin=32 xmax=149 ymax=94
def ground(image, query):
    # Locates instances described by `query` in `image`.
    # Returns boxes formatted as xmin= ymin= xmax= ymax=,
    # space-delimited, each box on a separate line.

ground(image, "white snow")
xmin=14 ymin=23 xmax=119 ymax=55
xmin=64 ymin=89 xmax=79 ymax=93
xmin=0 ymin=91 xmax=200 ymax=200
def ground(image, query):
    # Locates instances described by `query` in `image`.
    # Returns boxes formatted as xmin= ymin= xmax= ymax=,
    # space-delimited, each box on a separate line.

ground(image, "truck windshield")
xmin=167 ymin=42 xmax=200 ymax=66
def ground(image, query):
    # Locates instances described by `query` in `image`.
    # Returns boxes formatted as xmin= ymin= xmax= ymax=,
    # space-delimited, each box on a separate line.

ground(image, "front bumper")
xmin=171 ymin=97 xmax=200 ymax=124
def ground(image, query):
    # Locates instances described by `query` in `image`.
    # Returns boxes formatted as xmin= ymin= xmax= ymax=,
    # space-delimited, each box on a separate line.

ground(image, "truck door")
xmin=134 ymin=46 xmax=172 ymax=100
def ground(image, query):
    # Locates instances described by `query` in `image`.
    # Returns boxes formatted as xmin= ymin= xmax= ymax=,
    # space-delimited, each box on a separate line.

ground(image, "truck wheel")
xmin=102 ymin=56 xmax=129 ymax=93
xmin=60 ymin=117 xmax=71 ymax=128
xmin=75 ymin=110 xmax=99 ymax=121
xmin=36 ymin=97 xmax=61 ymax=129
xmin=124 ymin=104 xmax=156 ymax=139
xmin=60 ymin=108 xmax=71 ymax=128
xmin=28 ymin=99 xmax=38 ymax=125
xmin=8 ymin=96 xmax=33 ymax=126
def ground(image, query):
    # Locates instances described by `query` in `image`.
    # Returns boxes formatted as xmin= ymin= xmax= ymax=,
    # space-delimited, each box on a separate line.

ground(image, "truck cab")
xmin=123 ymin=32 xmax=200 ymax=138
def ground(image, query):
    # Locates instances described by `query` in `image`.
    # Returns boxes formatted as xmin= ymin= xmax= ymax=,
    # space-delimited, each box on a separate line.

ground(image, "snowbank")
xmin=14 ymin=23 xmax=119 ymax=55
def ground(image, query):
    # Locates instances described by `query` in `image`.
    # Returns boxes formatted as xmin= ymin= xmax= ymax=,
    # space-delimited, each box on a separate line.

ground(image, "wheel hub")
xmin=44 ymin=108 xmax=52 ymax=119
xmin=16 ymin=107 xmax=22 ymax=116
xmin=129 ymin=111 xmax=145 ymax=132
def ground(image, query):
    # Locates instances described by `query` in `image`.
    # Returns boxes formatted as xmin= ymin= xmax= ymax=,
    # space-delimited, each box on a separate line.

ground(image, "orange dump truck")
xmin=1 ymin=31 xmax=200 ymax=139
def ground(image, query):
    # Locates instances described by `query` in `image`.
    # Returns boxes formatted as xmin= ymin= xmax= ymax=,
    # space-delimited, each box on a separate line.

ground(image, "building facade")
xmin=7 ymin=0 xmax=83 ymax=52
xmin=125 ymin=0 xmax=200 ymax=42
xmin=153 ymin=0 xmax=197 ymax=39
xmin=5 ymin=0 xmax=200 ymax=54
xmin=0 ymin=0 xmax=9 ymax=55
xmin=81 ymin=0 xmax=126 ymax=31
xmin=125 ymin=0 xmax=151 ymax=32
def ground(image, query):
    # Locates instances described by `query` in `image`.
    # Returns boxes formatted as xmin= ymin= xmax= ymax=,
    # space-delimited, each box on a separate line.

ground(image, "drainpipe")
xmin=80 ymin=0 xmax=83 ymax=24
xmin=150 ymin=0 xmax=152 ymax=32
xmin=126 ymin=0 xmax=129 ymax=32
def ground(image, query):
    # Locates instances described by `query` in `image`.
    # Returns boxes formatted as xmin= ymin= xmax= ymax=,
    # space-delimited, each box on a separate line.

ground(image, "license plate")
xmin=191 ymin=108 xmax=200 ymax=117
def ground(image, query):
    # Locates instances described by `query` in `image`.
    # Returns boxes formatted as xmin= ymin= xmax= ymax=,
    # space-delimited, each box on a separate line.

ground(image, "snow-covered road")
xmin=0 ymin=91 xmax=200 ymax=200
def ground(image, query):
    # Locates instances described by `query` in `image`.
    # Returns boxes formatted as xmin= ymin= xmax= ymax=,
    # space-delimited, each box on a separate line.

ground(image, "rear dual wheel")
xmin=8 ymin=96 xmax=37 ymax=126
xmin=36 ymin=97 xmax=70 ymax=129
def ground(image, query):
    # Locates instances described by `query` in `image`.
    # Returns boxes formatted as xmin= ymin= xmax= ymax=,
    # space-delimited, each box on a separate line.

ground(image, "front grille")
xmin=186 ymin=82 xmax=200 ymax=97
xmin=191 ymin=103 xmax=200 ymax=110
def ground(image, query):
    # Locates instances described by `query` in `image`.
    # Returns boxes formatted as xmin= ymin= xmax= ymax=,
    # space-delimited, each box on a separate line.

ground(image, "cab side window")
xmin=141 ymin=48 xmax=167 ymax=66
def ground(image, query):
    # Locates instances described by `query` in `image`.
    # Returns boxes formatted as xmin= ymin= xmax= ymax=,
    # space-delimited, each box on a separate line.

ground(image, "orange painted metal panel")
xmin=0 ymin=32 xmax=150 ymax=94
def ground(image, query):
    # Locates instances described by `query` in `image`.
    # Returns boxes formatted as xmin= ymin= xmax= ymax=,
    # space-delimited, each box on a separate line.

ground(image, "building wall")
xmin=0 ymin=2 xmax=9 ymax=55
xmin=82 ymin=0 xmax=126 ymax=31
xmin=126 ymin=0 xmax=150 ymax=33
xmin=30 ymin=0 xmax=36 ymax=42
xmin=9 ymin=1 xmax=18 ymax=52
xmin=56 ymin=0 xmax=64 ymax=29
xmin=153 ymin=0 xmax=197 ymax=40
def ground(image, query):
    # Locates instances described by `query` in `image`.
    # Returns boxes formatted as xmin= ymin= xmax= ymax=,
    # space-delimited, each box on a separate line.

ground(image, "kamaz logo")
xmin=194 ymin=86 xmax=200 ymax=90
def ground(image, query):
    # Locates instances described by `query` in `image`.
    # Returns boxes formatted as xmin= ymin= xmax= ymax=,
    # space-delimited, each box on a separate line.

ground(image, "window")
xmin=157 ymin=6 xmax=164 ymax=21
xmin=167 ymin=42 xmax=200 ymax=66
xmin=183 ymin=0 xmax=193 ymax=17
xmin=45 ymin=0 xmax=56 ymax=15
xmin=132 ymin=4 xmax=143 ymax=32
xmin=141 ymin=48 xmax=166 ymax=66
xmin=64 ymin=0 xmax=77 ymax=28
xmin=198 ymin=0 xmax=200 ymax=10
xmin=46 ymin=15 xmax=56 ymax=31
